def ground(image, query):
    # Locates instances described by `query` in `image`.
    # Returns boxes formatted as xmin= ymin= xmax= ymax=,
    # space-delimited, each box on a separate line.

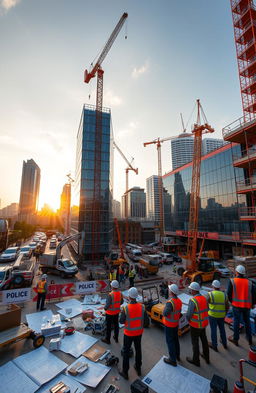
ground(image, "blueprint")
xmin=0 ymin=361 xmax=38 ymax=393
xmin=66 ymin=356 xmax=110 ymax=388
xmin=59 ymin=331 xmax=98 ymax=358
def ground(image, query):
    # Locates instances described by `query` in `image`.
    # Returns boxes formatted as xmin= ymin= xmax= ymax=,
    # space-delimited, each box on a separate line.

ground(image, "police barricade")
xmin=0 ymin=287 xmax=31 ymax=304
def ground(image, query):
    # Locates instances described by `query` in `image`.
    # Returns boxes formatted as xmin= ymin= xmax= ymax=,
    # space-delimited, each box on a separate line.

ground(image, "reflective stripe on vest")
xmin=231 ymin=278 xmax=252 ymax=309
xmin=189 ymin=295 xmax=209 ymax=328
xmin=37 ymin=280 xmax=46 ymax=293
xmin=208 ymin=290 xmax=226 ymax=318
xmin=109 ymin=272 xmax=116 ymax=281
xmin=106 ymin=291 xmax=121 ymax=315
xmin=163 ymin=297 xmax=182 ymax=328
xmin=129 ymin=270 xmax=135 ymax=278
xmin=124 ymin=303 xmax=144 ymax=336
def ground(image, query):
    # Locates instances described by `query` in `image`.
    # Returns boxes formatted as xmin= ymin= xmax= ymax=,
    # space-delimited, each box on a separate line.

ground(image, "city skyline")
xmin=0 ymin=0 xmax=242 ymax=210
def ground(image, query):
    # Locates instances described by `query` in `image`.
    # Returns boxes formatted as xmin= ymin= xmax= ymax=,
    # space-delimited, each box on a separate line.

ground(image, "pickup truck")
xmin=0 ymin=256 xmax=36 ymax=290
xmin=40 ymin=255 xmax=78 ymax=278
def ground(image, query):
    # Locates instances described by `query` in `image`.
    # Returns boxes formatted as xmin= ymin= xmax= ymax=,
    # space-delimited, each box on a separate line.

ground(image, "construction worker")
xmin=163 ymin=284 xmax=182 ymax=366
xmin=128 ymin=265 xmax=136 ymax=288
xmin=109 ymin=268 xmax=116 ymax=281
xmin=36 ymin=274 xmax=48 ymax=311
xmin=227 ymin=264 xmax=255 ymax=346
xmin=119 ymin=287 xmax=149 ymax=380
xmin=118 ymin=263 xmax=125 ymax=285
xmin=186 ymin=281 xmax=209 ymax=367
xmin=207 ymin=280 xmax=229 ymax=351
xmin=102 ymin=280 xmax=123 ymax=344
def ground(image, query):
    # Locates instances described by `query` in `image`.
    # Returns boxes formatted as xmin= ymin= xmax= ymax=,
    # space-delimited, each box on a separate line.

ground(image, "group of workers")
xmin=101 ymin=264 xmax=255 ymax=379
xmin=109 ymin=264 xmax=136 ymax=288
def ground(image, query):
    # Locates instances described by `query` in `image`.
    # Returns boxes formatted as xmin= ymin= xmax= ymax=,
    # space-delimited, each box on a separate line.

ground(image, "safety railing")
xmin=236 ymin=177 xmax=256 ymax=191
xmin=222 ymin=114 xmax=256 ymax=138
xmin=233 ymin=147 xmax=256 ymax=162
xmin=239 ymin=206 xmax=256 ymax=217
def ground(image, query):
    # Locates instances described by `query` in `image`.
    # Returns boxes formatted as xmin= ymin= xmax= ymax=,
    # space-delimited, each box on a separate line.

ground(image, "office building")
xmin=71 ymin=104 xmax=113 ymax=261
xmin=18 ymin=159 xmax=40 ymax=223
xmin=122 ymin=187 xmax=146 ymax=220
xmin=146 ymin=175 xmax=171 ymax=225
xmin=202 ymin=138 xmax=227 ymax=155
xmin=163 ymin=143 xmax=253 ymax=256
xmin=0 ymin=203 xmax=19 ymax=218
xmin=113 ymin=199 xmax=121 ymax=218
xmin=59 ymin=183 xmax=71 ymax=235
xmin=171 ymin=132 xmax=194 ymax=170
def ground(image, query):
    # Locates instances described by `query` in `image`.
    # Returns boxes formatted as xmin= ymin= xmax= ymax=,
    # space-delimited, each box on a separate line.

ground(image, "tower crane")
xmin=113 ymin=141 xmax=138 ymax=243
xmin=143 ymin=135 xmax=175 ymax=240
xmin=84 ymin=12 xmax=128 ymax=262
xmin=182 ymin=99 xmax=219 ymax=285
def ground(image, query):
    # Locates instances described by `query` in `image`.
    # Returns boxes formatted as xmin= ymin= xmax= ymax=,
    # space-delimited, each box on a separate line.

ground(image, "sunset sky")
xmin=0 ymin=0 xmax=242 ymax=210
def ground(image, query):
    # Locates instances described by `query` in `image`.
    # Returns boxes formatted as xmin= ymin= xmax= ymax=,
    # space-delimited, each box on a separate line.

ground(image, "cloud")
xmin=104 ymin=89 xmax=122 ymax=107
xmin=131 ymin=62 xmax=149 ymax=79
xmin=116 ymin=120 xmax=139 ymax=139
xmin=0 ymin=0 xmax=20 ymax=12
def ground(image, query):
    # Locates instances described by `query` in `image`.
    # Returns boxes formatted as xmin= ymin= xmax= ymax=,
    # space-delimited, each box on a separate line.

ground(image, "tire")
xmin=194 ymin=275 xmax=202 ymax=285
xmin=33 ymin=334 xmax=45 ymax=348
xmin=12 ymin=275 xmax=24 ymax=286
xmin=177 ymin=267 xmax=185 ymax=277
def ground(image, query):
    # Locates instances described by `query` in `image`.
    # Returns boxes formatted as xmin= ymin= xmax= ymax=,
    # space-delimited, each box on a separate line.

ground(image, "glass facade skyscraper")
xmin=163 ymin=144 xmax=249 ymax=236
xmin=72 ymin=104 xmax=113 ymax=261
xmin=18 ymin=159 xmax=40 ymax=223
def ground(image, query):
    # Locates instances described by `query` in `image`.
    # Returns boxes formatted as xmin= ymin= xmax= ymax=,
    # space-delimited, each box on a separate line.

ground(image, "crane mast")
xmin=84 ymin=13 xmax=127 ymax=263
xmin=186 ymin=100 xmax=214 ymax=272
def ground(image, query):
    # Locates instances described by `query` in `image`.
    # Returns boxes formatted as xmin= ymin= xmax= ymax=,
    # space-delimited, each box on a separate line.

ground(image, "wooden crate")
xmin=227 ymin=257 xmax=256 ymax=278
xmin=0 ymin=304 xmax=21 ymax=332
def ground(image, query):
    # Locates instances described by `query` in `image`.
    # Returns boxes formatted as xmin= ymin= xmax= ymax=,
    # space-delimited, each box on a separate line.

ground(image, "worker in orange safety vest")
xmin=162 ymin=284 xmax=182 ymax=367
xmin=119 ymin=287 xmax=149 ymax=380
xmin=101 ymin=280 xmax=123 ymax=344
xmin=36 ymin=274 xmax=48 ymax=311
xmin=186 ymin=281 xmax=209 ymax=367
xmin=227 ymin=264 xmax=255 ymax=346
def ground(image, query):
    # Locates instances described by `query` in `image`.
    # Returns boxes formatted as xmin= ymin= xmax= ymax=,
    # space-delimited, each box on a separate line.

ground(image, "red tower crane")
xmin=143 ymin=135 xmax=175 ymax=240
xmin=84 ymin=13 xmax=128 ymax=262
xmin=113 ymin=141 xmax=138 ymax=243
xmin=183 ymin=99 xmax=215 ymax=283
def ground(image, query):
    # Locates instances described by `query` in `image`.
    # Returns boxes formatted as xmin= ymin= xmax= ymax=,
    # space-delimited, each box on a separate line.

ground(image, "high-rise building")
xmin=122 ymin=187 xmax=146 ymax=220
xmin=59 ymin=183 xmax=71 ymax=235
xmin=113 ymin=199 xmax=121 ymax=218
xmin=171 ymin=132 xmax=226 ymax=170
xmin=71 ymin=104 xmax=113 ymax=261
xmin=18 ymin=159 xmax=40 ymax=223
xmin=146 ymin=175 xmax=160 ymax=221
xmin=0 ymin=203 xmax=19 ymax=218
xmin=202 ymin=138 xmax=227 ymax=155
xmin=171 ymin=132 xmax=194 ymax=170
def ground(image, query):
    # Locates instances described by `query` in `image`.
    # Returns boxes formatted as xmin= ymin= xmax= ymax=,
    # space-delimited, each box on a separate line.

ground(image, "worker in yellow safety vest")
xmin=128 ymin=265 xmax=136 ymax=288
xmin=207 ymin=280 xmax=229 ymax=352
xmin=109 ymin=268 xmax=116 ymax=281
xmin=36 ymin=274 xmax=48 ymax=311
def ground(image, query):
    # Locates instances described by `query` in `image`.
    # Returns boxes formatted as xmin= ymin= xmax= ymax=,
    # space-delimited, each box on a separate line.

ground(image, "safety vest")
xmin=189 ymin=295 xmax=209 ymax=329
xmin=109 ymin=271 xmax=116 ymax=281
xmin=124 ymin=303 xmax=144 ymax=336
xmin=163 ymin=297 xmax=182 ymax=328
xmin=208 ymin=290 xmax=226 ymax=318
xmin=106 ymin=291 xmax=122 ymax=315
xmin=37 ymin=280 xmax=46 ymax=294
xmin=129 ymin=270 xmax=135 ymax=278
xmin=231 ymin=278 xmax=252 ymax=309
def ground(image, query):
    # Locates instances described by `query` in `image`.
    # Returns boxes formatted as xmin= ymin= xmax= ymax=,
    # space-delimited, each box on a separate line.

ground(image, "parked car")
xmin=213 ymin=262 xmax=231 ymax=278
xmin=0 ymin=247 xmax=20 ymax=262
xmin=49 ymin=240 xmax=57 ymax=249
xmin=19 ymin=246 xmax=33 ymax=259
xmin=29 ymin=242 xmax=37 ymax=253
xmin=158 ymin=252 xmax=174 ymax=265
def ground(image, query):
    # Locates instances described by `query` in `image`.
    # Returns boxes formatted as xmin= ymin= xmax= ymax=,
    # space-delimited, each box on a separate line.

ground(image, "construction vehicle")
xmin=141 ymin=286 xmax=189 ymax=336
xmin=84 ymin=13 xmax=128 ymax=263
xmin=135 ymin=256 xmax=160 ymax=276
xmin=0 ymin=255 xmax=36 ymax=290
xmin=106 ymin=218 xmax=128 ymax=267
xmin=182 ymin=100 xmax=220 ymax=285
xmin=113 ymin=142 xmax=138 ymax=244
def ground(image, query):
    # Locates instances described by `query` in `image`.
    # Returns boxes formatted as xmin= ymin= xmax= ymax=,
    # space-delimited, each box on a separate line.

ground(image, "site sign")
xmin=2 ymin=288 xmax=31 ymax=304
xmin=76 ymin=281 xmax=96 ymax=294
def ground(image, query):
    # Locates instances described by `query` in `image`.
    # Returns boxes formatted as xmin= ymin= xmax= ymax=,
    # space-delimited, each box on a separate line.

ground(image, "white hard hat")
xmin=42 ymin=274 xmax=47 ymax=279
xmin=212 ymin=280 xmax=221 ymax=289
xmin=236 ymin=265 xmax=245 ymax=275
xmin=188 ymin=281 xmax=201 ymax=291
xmin=128 ymin=287 xmax=138 ymax=299
xmin=111 ymin=280 xmax=119 ymax=289
xmin=168 ymin=284 xmax=179 ymax=295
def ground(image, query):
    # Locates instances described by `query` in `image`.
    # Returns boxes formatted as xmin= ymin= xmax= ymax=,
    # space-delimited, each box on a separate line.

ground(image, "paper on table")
xmin=59 ymin=331 xmax=98 ymax=358
xmin=0 ymin=361 xmax=38 ymax=393
xmin=143 ymin=357 xmax=210 ymax=393
xmin=13 ymin=346 xmax=68 ymax=387
xmin=26 ymin=310 xmax=53 ymax=333
xmin=35 ymin=373 xmax=86 ymax=393
xmin=66 ymin=356 xmax=110 ymax=388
